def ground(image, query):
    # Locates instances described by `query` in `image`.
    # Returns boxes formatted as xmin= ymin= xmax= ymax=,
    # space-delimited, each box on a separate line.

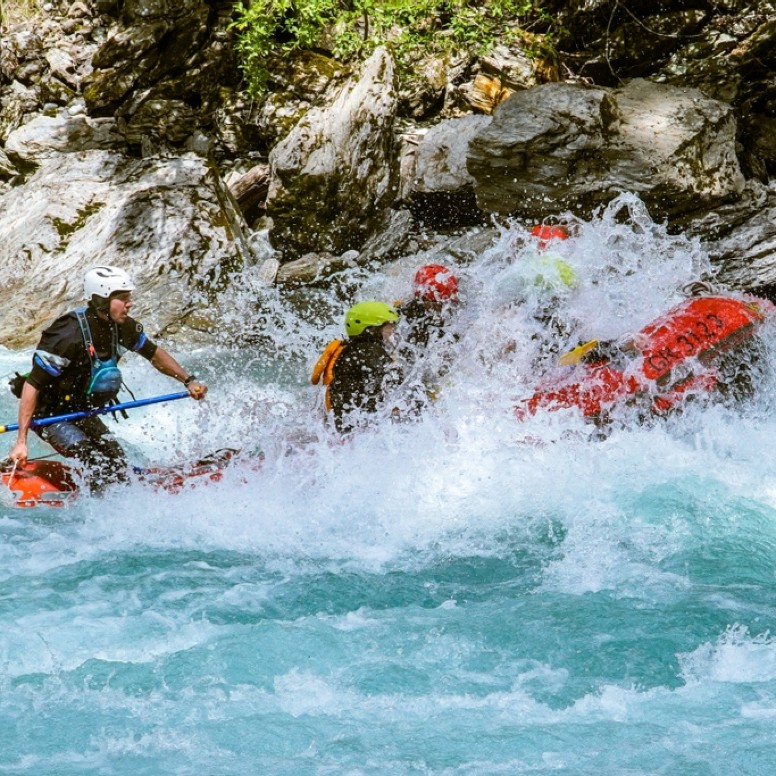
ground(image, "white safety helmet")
xmin=84 ymin=266 xmax=135 ymax=304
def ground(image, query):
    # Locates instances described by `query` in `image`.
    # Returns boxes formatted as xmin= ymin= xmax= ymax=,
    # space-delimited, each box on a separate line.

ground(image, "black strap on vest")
xmin=74 ymin=307 xmax=128 ymax=418
xmin=74 ymin=307 xmax=118 ymax=367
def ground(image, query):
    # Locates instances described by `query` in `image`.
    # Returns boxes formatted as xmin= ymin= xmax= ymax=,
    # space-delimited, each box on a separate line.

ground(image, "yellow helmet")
xmin=345 ymin=301 xmax=399 ymax=337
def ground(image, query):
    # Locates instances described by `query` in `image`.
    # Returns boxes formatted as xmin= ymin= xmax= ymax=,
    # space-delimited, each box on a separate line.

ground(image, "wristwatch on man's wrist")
xmin=183 ymin=374 xmax=197 ymax=387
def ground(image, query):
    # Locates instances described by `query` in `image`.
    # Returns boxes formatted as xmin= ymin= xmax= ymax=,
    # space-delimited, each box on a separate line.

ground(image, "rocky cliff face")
xmin=468 ymin=79 xmax=745 ymax=220
xmin=1 ymin=0 xmax=776 ymax=347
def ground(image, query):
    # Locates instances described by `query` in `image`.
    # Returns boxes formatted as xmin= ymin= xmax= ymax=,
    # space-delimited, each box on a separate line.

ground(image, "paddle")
xmin=558 ymin=339 xmax=599 ymax=367
xmin=0 ymin=391 xmax=191 ymax=434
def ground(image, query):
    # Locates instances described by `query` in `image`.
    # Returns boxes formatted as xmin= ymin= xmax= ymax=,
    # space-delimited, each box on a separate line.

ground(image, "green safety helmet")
xmin=533 ymin=255 xmax=577 ymax=290
xmin=345 ymin=301 xmax=399 ymax=337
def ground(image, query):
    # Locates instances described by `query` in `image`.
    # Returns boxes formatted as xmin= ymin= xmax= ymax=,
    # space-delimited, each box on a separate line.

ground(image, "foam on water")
xmin=2 ymin=195 xmax=776 ymax=774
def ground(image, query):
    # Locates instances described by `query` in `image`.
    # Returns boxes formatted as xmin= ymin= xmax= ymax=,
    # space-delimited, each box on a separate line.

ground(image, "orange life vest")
xmin=311 ymin=339 xmax=345 ymax=411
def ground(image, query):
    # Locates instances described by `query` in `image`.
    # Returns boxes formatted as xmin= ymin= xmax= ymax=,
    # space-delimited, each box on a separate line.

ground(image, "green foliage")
xmin=232 ymin=0 xmax=555 ymax=97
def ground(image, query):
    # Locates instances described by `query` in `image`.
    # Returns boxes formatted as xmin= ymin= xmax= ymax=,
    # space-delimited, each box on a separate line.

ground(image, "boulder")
xmin=450 ymin=38 xmax=558 ymax=116
xmin=274 ymin=210 xmax=418 ymax=285
xmin=0 ymin=80 xmax=41 ymax=143
xmin=683 ymin=181 xmax=776 ymax=290
xmin=0 ymin=152 xmax=247 ymax=348
xmin=406 ymin=115 xmax=491 ymax=227
xmin=0 ymin=30 xmax=43 ymax=83
xmin=555 ymin=0 xmax=776 ymax=183
xmin=711 ymin=194 xmax=776 ymax=290
xmin=266 ymin=46 xmax=399 ymax=259
xmin=357 ymin=209 xmax=418 ymax=266
xmin=480 ymin=44 xmax=544 ymax=91
xmin=5 ymin=113 xmax=124 ymax=159
xmin=275 ymin=251 xmax=356 ymax=286
xmin=398 ymin=52 xmax=467 ymax=119
xmin=255 ymin=51 xmax=349 ymax=147
xmin=264 ymin=49 xmax=348 ymax=99
xmin=656 ymin=2 xmax=775 ymax=107
xmin=467 ymin=79 xmax=744 ymax=221
xmin=0 ymin=147 xmax=17 ymax=180
xmin=211 ymin=89 xmax=265 ymax=156
xmin=44 ymin=47 xmax=79 ymax=88
xmin=124 ymin=98 xmax=199 ymax=145
xmin=81 ymin=0 xmax=239 ymax=151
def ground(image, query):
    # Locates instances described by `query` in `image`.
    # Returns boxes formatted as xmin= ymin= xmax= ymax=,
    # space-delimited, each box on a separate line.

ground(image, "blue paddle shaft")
xmin=0 ymin=391 xmax=190 ymax=433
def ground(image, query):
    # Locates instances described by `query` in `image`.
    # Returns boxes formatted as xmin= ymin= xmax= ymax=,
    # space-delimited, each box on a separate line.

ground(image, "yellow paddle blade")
xmin=558 ymin=340 xmax=599 ymax=367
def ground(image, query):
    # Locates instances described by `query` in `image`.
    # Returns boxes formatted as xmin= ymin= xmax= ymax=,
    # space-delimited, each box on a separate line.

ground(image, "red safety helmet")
xmin=530 ymin=224 xmax=569 ymax=250
xmin=414 ymin=264 xmax=459 ymax=302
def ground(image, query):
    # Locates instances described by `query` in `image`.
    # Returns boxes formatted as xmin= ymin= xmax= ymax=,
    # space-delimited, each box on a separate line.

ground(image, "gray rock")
xmin=0 ymin=152 xmax=247 ymax=348
xmin=267 ymin=47 xmax=399 ymax=259
xmin=406 ymin=115 xmax=491 ymax=227
xmin=467 ymin=79 xmax=744 ymax=221
xmin=0 ymin=80 xmax=41 ymax=143
xmin=480 ymin=44 xmax=542 ymax=91
xmin=124 ymin=99 xmax=198 ymax=145
xmin=5 ymin=113 xmax=125 ymax=160
xmin=44 ymin=48 xmax=79 ymax=88
xmin=358 ymin=209 xmax=417 ymax=265
xmin=0 ymin=147 xmax=18 ymax=180
xmin=275 ymin=252 xmax=350 ymax=285
xmin=412 ymin=116 xmax=491 ymax=194
xmin=711 ymin=201 xmax=776 ymax=289
xmin=687 ymin=181 xmax=776 ymax=290
xmin=67 ymin=1 xmax=92 ymax=18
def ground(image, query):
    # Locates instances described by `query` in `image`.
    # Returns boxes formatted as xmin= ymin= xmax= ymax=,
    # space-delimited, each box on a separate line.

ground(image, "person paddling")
xmin=396 ymin=263 xmax=462 ymax=402
xmin=492 ymin=222 xmax=579 ymax=369
xmin=7 ymin=266 xmax=207 ymax=492
xmin=400 ymin=263 xmax=460 ymax=348
xmin=311 ymin=301 xmax=402 ymax=434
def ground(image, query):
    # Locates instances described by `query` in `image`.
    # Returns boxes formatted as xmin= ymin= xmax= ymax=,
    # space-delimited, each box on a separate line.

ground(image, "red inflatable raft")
xmin=1 ymin=448 xmax=242 ymax=508
xmin=515 ymin=294 xmax=775 ymax=422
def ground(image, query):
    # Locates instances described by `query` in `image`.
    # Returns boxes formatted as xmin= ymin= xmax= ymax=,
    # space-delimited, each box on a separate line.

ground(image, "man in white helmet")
xmin=8 ymin=266 xmax=207 ymax=491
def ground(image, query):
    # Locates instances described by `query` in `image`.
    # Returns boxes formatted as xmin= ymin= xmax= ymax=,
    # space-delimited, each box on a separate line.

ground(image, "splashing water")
xmin=3 ymin=195 xmax=776 ymax=774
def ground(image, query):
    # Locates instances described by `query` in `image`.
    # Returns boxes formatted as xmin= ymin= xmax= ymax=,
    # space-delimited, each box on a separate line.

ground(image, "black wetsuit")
xmin=327 ymin=332 xmax=402 ymax=434
xmin=402 ymin=298 xmax=448 ymax=351
xmin=399 ymin=299 xmax=459 ymax=404
xmin=24 ymin=305 xmax=157 ymax=490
